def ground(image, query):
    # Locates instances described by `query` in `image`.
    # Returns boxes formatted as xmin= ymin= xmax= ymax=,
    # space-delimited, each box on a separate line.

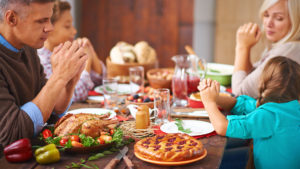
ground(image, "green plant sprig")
xmin=175 ymin=118 xmax=192 ymax=134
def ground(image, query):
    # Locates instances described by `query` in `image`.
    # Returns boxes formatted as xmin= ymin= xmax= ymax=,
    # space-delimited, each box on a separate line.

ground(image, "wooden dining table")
xmin=0 ymin=102 xmax=227 ymax=169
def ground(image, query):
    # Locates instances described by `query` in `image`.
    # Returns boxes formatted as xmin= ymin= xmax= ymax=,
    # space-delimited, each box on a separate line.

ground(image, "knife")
xmin=120 ymin=146 xmax=134 ymax=169
xmin=104 ymin=146 xmax=131 ymax=169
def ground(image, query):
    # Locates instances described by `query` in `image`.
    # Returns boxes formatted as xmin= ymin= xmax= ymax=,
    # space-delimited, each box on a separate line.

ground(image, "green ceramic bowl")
xmin=205 ymin=63 xmax=234 ymax=86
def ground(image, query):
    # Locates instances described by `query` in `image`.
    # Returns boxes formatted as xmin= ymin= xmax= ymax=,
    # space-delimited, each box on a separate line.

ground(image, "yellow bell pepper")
xmin=35 ymin=144 xmax=60 ymax=164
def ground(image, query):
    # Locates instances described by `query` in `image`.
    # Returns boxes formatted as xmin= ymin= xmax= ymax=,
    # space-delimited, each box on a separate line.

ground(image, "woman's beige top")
xmin=232 ymin=41 xmax=300 ymax=98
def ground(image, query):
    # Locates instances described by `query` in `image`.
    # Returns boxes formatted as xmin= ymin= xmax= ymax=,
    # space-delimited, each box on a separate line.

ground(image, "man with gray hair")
xmin=0 ymin=0 xmax=88 ymax=146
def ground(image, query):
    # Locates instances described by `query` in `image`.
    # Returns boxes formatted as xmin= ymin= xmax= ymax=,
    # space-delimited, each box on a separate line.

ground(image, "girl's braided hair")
xmin=257 ymin=56 xmax=300 ymax=107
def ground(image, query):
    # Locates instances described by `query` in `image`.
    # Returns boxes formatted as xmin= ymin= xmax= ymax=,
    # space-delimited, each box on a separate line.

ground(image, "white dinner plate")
xmin=186 ymin=110 xmax=209 ymax=117
xmin=94 ymin=83 xmax=140 ymax=95
xmin=160 ymin=120 xmax=214 ymax=136
xmin=66 ymin=108 xmax=116 ymax=119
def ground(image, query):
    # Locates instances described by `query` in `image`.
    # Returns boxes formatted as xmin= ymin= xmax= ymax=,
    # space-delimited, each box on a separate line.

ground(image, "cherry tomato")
xmin=109 ymin=129 xmax=115 ymax=135
xmin=42 ymin=129 xmax=52 ymax=139
xmin=70 ymin=135 xmax=80 ymax=142
xmin=100 ymin=135 xmax=112 ymax=142
xmin=97 ymin=137 xmax=105 ymax=144
xmin=60 ymin=138 xmax=68 ymax=146
xmin=71 ymin=141 xmax=83 ymax=147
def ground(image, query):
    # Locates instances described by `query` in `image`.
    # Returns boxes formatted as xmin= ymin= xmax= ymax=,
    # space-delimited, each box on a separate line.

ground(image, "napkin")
xmin=152 ymin=125 xmax=217 ymax=139
xmin=226 ymin=88 xmax=232 ymax=93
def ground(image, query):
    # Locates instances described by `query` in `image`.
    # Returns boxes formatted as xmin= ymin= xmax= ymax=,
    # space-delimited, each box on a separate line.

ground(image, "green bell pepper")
xmin=35 ymin=144 xmax=60 ymax=164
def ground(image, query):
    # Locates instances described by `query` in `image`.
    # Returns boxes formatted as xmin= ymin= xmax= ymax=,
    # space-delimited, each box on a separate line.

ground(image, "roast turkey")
xmin=54 ymin=113 xmax=118 ymax=138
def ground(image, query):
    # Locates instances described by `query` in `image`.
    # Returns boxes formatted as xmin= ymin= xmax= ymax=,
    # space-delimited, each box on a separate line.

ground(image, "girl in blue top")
xmin=198 ymin=56 xmax=300 ymax=169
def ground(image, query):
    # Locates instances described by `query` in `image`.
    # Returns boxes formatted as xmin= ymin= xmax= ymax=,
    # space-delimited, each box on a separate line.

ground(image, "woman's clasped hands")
xmin=236 ymin=22 xmax=261 ymax=49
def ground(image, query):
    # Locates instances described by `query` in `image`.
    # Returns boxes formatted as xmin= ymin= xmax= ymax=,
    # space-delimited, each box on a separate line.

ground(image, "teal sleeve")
xmin=231 ymin=95 xmax=257 ymax=115
xmin=226 ymin=108 xmax=275 ymax=139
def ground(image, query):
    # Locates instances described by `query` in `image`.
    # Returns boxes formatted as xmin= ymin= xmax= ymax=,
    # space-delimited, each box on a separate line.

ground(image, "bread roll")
xmin=110 ymin=41 xmax=136 ymax=64
xmin=134 ymin=41 xmax=157 ymax=64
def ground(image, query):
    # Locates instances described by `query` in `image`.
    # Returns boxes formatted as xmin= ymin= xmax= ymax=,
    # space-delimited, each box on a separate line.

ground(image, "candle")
xmin=136 ymin=105 xmax=150 ymax=129
xmin=139 ymin=105 xmax=150 ymax=126
xmin=136 ymin=109 xmax=148 ymax=129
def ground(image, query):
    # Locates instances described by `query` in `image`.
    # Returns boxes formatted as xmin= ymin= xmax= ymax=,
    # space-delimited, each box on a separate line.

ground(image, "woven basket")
xmin=106 ymin=57 xmax=158 ymax=79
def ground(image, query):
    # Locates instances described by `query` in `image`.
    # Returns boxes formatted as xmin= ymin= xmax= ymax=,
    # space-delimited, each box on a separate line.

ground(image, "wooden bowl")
xmin=146 ymin=68 xmax=174 ymax=89
xmin=106 ymin=57 xmax=158 ymax=79
xmin=125 ymin=94 xmax=154 ymax=109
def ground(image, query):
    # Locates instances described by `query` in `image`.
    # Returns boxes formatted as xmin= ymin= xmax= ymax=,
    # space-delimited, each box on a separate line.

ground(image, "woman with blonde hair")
xmin=232 ymin=0 xmax=300 ymax=98
xmin=199 ymin=56 xmax=300 ymax=169
xmin=38 ymin=1 xmax=106 ymax=102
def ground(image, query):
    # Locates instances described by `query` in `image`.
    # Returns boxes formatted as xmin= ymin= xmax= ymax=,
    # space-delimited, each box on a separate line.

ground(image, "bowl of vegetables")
xmin=41 ymin=127 xmax=121 ymax=154
xmin=205 ymin=63 xmax=234 ymax=86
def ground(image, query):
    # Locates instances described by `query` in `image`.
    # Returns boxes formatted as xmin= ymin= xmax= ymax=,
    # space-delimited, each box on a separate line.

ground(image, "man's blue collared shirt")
xmin=0 ymin=34 xmax=72 ymax=136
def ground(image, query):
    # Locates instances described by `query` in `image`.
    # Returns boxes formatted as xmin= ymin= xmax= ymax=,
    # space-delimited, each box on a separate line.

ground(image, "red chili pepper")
xmin=42 ymin=129 xmax=53 ymax=139
xmin=4 ymin=138 xmax=33 ymax=163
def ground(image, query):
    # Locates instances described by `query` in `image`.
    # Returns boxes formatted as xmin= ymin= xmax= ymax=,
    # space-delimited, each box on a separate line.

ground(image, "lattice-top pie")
xmin=134 ymin=133 xmax=204 ymax=162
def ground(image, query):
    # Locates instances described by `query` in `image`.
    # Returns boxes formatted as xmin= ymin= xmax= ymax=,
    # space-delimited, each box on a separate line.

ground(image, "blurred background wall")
xmin=66 ymin=0 xmax=264 ymax=67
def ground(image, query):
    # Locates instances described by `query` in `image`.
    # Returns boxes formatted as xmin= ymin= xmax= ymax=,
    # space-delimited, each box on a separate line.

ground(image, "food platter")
xmin=64 ymin=142 xmax=114 ymax=154
xmin=134 ymin=149 xmax=207 ymax=166
xmin=42 ymin=109 xmax=120 ymax=154
xmin=42 ymin=125 xmax=116 ymax=154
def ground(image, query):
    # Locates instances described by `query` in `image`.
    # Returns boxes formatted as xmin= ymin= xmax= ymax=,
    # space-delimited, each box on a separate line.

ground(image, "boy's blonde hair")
xmin=259 ymin=0 xmax=300 ymax=47
xmin=257 ymin=56 xmax=300 ymax=106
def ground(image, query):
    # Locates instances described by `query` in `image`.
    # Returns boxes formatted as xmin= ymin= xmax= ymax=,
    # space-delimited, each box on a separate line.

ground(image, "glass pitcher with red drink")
xmin=171 ymin=54 xmax=206 ymax=107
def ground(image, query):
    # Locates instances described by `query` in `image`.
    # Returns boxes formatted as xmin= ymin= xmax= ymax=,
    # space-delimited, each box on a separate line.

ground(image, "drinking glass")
xmin=102 ymin=78 xmax=118 ymax=109
xmin=153 ymin=88 xmax=171 ymax=125
xmin=129 ymin=66 xmax=144 ymax=94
